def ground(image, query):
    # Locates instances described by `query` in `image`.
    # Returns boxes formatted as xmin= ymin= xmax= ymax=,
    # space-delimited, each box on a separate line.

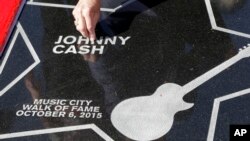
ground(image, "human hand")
xmin=72 ymin=0 xmax=100 ymax=40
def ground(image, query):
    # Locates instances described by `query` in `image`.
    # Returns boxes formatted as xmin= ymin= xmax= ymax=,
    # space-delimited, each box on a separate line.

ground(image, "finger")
xmin=72 ymin=8 xmax=78 ymax=20
xmin=72 ymin=1 xmax=82 ymax=18
xmin=72 ymin=8 xmax=80 ymax=27
xmin=76 ymin=15 xmax=89 ymax=37
xmin=74 ymin=20 xmax=78 ymax=26
xmin=84 ymin=12 xmax=98 ymax=40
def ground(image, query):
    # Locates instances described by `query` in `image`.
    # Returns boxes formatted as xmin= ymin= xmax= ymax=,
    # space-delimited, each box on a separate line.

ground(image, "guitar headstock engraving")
xmin=238 ymin=44 xmax=250 ymax=58
xmin=111 ymin=44 xmax=250 ymax=141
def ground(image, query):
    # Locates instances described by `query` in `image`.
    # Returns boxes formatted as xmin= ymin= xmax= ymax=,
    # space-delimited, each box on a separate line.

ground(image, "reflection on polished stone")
xmin=0 ymin=0 xmax=250 ymax=141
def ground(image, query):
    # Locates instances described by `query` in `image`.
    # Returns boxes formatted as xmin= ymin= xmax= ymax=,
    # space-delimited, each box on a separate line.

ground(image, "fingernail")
xmin=90 ymin=34 xmax=96 ymax=41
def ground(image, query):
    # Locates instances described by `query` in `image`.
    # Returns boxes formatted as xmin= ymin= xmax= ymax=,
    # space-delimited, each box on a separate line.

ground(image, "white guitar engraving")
xmin=111 ymin=44 xmax=250 ymax=141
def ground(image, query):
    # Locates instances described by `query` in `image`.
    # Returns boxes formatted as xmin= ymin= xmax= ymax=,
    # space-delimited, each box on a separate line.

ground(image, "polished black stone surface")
xmin=0 ymin=0 xmax=250 ymax=141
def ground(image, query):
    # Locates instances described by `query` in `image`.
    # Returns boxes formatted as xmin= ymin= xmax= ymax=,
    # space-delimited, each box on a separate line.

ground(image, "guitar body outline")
xmin=111 ymin=45 xmax=250 ymax=141
xmin=111 ymin=83 xmax=193 ymax=141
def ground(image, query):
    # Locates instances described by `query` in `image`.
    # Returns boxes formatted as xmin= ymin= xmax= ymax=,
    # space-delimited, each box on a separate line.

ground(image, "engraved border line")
xmin=0 ymin=26 xmax=19 ymax=75
xmin=0 ymin=123 xmax=114 ymax=141
xmin=26 ymin=0 xmax=137 ymax=13
xmin=0 ymin=22 xmax=40 ymax=97
xmin=0 ymin=28 xmax=115 ymax=139
xmin=205 ymin=0 xmax=250 ymax=39
xmin=0 ymin=1 xmax=120 ymax=140
xmin=0 ymin=0 xmax=136 ymax=97
xmin=0 ymin=22 xmax=114 ymax=141
xmin=207 ymin=88 xmax=250 ymax=141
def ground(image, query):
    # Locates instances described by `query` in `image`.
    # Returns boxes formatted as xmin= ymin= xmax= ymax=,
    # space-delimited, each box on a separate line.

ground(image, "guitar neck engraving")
xmin=111 ymin=45 xmax=250 ymax=141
